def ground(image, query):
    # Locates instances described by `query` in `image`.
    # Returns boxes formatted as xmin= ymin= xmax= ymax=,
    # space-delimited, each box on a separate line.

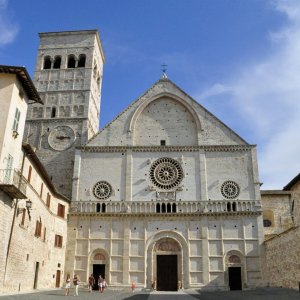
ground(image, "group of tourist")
xmin=65 ymin=273 xmax=107 ymax=296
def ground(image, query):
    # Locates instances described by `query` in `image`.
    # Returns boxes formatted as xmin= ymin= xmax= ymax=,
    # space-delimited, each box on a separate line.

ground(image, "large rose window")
xmin=149 ymin=157 xmax=183 ymax=190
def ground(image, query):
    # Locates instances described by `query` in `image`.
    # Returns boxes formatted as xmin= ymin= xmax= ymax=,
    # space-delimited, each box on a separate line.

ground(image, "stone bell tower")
xmin=24 ymin=30 xmax=105 ymax=198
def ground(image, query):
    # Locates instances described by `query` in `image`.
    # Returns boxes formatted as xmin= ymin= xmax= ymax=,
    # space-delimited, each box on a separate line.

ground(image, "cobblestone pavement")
xmin=0 ymin=287 xmax=299 ymax=300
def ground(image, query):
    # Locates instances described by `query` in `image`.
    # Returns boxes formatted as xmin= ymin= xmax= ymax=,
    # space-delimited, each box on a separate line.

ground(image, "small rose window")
xmin=93 ymin=181 xmax=112 ymax=200
xmin=221 ymin=181 xmax=240 ymax=199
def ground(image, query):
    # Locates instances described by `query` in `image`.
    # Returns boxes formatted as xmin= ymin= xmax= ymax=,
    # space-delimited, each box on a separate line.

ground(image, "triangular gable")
xmin=86 ymin=78 xmax=248 ymax=147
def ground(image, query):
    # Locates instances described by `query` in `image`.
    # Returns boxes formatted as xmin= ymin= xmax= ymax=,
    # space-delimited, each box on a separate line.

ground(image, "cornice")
xmin=79 ymin=145 xmax=255 ymax=153
xmin=26 ymin=117 xmax=88 ymax=124
xmin=68 ymin=211 xmax=262 ymax=218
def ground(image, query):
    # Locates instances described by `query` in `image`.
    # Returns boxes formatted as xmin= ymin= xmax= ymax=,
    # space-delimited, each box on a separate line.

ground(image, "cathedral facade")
xmin=25 ymin=30 xmax=264 ymax=291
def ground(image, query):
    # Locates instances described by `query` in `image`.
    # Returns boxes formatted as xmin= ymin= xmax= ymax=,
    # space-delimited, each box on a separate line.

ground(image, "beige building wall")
xmin=0 ymin=69 xmax=37 ymax=292
xmin=2 ymin=151 xmax=69 ymax=293
xmin=0 ymin=74 xmax=29 ymax=171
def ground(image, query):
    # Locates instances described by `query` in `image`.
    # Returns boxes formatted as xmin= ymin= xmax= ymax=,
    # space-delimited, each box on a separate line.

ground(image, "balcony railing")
xmin=70 ymin=199 xmax=262 ymax=215
xmin=0 ymin=169 xmax=27 ymax=199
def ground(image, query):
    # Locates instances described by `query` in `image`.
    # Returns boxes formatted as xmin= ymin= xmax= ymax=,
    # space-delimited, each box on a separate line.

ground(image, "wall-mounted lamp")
xmin=17 ymin=200 xmax=32 ymax=220
xmin=12 ymin=130 xmax=19 ymax=139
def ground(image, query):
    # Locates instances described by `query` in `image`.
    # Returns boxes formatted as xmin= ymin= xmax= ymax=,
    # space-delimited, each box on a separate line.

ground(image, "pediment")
xmin=86 ymin=79 xmax=248 ymax=147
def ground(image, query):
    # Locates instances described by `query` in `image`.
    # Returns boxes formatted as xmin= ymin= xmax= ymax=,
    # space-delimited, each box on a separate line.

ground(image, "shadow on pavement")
xmin=186 ymin=287 xmax=300 ymax=300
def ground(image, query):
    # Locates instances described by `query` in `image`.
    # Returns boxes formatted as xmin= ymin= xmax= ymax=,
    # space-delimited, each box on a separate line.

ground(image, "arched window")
xmin=27 ymin=166 xmax=32 ymax=183
xmin=263 ymin=219 xmax=272 ymax=227
xmin=167 ymin=203 xmax=171 ymax=213
xmin=43 ymin=56 xmax=51 ymax=69
xmin=96 ymin=203 xmax=101 ymax=213
xmin=162 ymin=203 xmax=166 ymax=213
xmin=263 ymin=210 xmax=275 ymax=227
xmin=227 ymin=202 xmax=232 ymax=212
xmin=172 ymin=203 xmax=177 ymax=213
xmin=78 ymin=54 xmax=86 ymax=68
xmin=67 ymin=55 xmax=76 ymax=68
xmin=53 ymin=56 xmax=61 ymax=69
xmin=232 ymin=202 xmax=237 ymax=212
xmin=156 ymin=203 xmax=160 ymax=213
xmin=51 ymin=107 xmax=56 ymax=118
xmin=101 ymin=203 xmax=106 ymax=213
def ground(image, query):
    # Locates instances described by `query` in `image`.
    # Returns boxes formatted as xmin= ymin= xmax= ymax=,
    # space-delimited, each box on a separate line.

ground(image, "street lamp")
xmin=17 ymin=199 xmax=32 ymax=220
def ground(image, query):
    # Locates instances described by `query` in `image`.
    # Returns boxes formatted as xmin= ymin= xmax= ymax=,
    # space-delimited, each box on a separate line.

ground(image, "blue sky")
xmin=0 ymin=0 xmax=299 ymax=189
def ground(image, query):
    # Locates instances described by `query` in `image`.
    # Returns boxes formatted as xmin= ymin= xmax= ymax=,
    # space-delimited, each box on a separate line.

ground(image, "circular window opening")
xmin=93 ymin=181 xmax=112 ymax=200
xmin=221 ymin=181 xmax=240 ymax=199
xmin=149 ymin=157 xmax=183 ymax=190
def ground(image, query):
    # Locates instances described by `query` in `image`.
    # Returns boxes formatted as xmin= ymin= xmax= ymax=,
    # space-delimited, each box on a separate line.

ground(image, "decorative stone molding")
xmin=81 ymin=145 xmax=255 ymax=153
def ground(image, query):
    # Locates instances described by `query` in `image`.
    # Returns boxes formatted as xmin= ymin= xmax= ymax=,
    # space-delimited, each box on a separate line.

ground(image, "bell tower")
xmin=24 ymin=30 xmax=105 ymax=198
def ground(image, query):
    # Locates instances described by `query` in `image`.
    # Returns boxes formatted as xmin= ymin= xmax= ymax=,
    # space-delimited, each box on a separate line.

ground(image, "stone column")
xmin=123 ymin=219 xmax=130 ymax=285
xmin=201 ymin=218 xmax=209 ymax=284
xmin=72 ymin=149 xmax=81 ymax=201
xmin=125 ymin=149 xmax=132 ymax=201
xmin=199 ymin=150 xmax=208 ymax=200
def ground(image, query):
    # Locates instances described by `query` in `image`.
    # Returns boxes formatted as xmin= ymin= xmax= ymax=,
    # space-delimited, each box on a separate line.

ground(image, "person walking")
xmin=88 ymin=273 xmax=95 ymax=292
xmin=73 ymin=274 xmax=80 ymax=296
xmin=98 ymin=275 xmax=104 ymax=293
xmin=65 ymin=274 xmax=71 ymax=296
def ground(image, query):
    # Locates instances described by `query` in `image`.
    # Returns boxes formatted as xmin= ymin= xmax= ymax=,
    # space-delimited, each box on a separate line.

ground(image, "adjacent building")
xmin=0 ymin=66 xmax=69 ymax=293
xmin=261 ymin=174 xmax=300 ymax=289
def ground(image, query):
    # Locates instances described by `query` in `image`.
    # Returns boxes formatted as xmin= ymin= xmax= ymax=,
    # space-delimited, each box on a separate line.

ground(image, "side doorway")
xmin=55 ymin=270 xmax=61 ymax=288
xmin=228 ymin=267 xmax=242 ymax=290
xmin=93 ymin=264 xmax=105 ymax=290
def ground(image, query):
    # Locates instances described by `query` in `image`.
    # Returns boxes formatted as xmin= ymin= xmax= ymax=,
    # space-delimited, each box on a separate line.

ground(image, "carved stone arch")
xmin=145 ymin=230 xmax=190 ymax=289
xmin=224 ymin=250 xmax=245 ymax=289
xmin=129 ymin=92 xmax=202 ymax=146
xmin=225 ymin=250 xmax=243 ymax=265
xmin=88 ymin=248 xmax=110 ymax=283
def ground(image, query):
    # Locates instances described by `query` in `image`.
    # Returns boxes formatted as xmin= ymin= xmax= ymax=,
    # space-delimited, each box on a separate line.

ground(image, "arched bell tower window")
xmin=43 ymin=56 xmax=52 ymax=69
xmin=53 ymin=56 xmax=61 ymax=69
xmin=67 ymin=55 xmax=76 ymax=68
xmin=78 ymin=54 xmax=86 ymax=68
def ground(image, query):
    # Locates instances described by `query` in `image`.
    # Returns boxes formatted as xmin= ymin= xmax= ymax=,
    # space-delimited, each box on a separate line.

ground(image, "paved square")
xmin=0 ymin=288 xmax=299 ymax=300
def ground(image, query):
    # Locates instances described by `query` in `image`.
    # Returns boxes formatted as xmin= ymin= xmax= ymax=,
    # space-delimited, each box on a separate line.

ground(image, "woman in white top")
xmin=65 ymin=274 xmax=71 ymax=296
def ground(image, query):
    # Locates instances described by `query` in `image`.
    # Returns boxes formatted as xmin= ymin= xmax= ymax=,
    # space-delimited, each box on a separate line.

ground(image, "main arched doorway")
xmin=153 ymin=237 xmax=182 ymax=291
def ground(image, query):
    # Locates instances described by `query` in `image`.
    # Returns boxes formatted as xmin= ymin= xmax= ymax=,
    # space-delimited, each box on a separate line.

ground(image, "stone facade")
xmin=66 ymin=78 xmax=264 ymax=290
xmin=24 ymin=30 xmax=105 ymax=198
xmin=263 ymin=226 xmax=300 ymax=289
xmin=261 ymin=191 xmax=293 ymax=239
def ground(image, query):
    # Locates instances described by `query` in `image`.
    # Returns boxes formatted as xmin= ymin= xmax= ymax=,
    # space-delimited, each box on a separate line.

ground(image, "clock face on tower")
xmin=48 ymin=126 xmax=76 ymax=151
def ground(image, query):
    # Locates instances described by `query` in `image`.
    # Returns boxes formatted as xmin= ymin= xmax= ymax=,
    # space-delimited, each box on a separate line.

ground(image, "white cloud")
xmin=0 ymin=0 xmax=18 ymax=47
xmin=197 ymin=0 xmax=300 ymax=189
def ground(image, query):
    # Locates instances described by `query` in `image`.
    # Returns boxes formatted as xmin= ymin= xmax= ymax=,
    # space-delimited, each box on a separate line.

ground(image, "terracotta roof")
xmin=0 ymin=65 xmax=42 ymax=104
xmin=283 ymin=173 xmax=300 ymax=191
